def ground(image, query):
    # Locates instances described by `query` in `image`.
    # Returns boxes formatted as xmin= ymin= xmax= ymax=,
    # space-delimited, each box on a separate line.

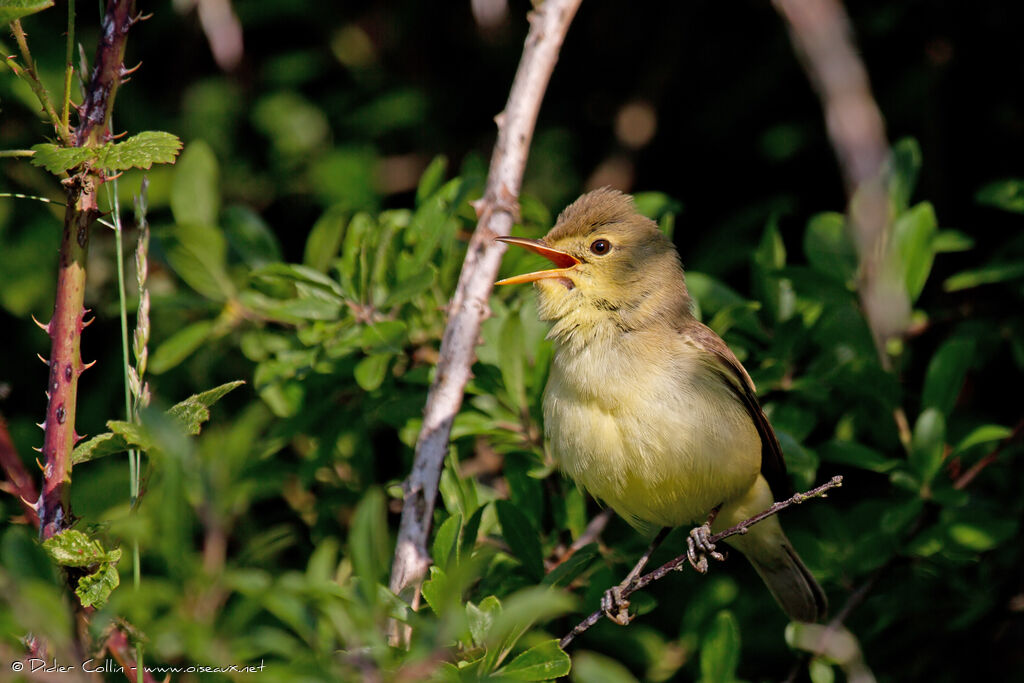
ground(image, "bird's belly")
xmin=543 ymin=346 xmax=761 ymax=530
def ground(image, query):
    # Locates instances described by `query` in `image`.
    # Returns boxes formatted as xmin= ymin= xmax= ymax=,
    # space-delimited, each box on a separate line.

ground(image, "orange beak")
xmin=494 ymin=237 xmax=580 ymax=286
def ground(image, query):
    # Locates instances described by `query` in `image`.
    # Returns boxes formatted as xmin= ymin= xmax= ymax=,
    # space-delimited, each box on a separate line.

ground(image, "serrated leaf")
xmin=30 ymin=144 xmax=96 ymax=174
xmin=97 ymin=131 xmax=182 ymax=170
xmin=495 ymin=500 xmax=543 ymax=581
xmin=76 ymin=560 xmax=120 ymax=608
xmin=107 ymin=420 xmax=158 ymax=453
xmin=42 ymin=530 xmax=118 ymax=567
xmin=167 ymin=380 xmax=245 ymax=434
xmin=72 ymin=431 xmax=130 ymax=465
xmin=496 ymin=639 xmax=571 ymax=681
xmin=0 ymin=0 xmax=54 ymax=23
xmin=149 ymin=319 xmax=216 ymax=374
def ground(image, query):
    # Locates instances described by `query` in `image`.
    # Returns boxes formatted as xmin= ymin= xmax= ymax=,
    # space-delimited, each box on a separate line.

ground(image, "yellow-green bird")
xmin=496 ymin=188 xmax=827 ymax=623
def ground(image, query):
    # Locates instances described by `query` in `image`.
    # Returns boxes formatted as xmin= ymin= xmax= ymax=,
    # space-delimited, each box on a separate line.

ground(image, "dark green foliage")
xmin=2 ymin=2 xmax=1024 ymax=681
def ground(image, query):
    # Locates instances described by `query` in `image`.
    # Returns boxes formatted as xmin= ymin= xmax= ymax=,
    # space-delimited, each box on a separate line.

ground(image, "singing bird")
xmin=495 ymin=188 xmax=826 ymax=623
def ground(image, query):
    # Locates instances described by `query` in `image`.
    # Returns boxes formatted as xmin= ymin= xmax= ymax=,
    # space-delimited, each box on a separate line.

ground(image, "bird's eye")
xmin=590 ymin=239 xmax=611 ymax=255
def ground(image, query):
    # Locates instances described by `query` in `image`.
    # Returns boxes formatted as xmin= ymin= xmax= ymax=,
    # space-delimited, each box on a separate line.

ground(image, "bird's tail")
xmin=744 ymin=533 xmax=828 ymax=623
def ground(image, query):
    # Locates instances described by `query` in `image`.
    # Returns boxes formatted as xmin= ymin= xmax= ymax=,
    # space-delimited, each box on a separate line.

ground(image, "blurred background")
xmin=1 ymin=1 xmax=1023 ymax=681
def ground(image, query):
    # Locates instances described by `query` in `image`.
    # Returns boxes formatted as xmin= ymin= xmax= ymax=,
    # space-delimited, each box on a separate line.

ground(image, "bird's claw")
xmin=686 ymin=523 xmax=724 ymax=574
xmin=601 ymin=585 xmax=634 ymax=626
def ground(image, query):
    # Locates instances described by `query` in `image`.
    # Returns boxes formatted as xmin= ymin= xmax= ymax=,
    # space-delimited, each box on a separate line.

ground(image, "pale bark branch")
xmin=560 ymin=476 xmax=843 ymax=648
xmin=773 ymin=0 xmax=908 ymax=371
xmin=387 ymin=0 xmax=584 ymax=642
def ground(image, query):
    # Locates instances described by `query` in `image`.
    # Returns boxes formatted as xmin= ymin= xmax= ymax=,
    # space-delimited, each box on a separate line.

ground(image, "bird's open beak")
xmin=494 ymin=237 xmax=580 ymax=286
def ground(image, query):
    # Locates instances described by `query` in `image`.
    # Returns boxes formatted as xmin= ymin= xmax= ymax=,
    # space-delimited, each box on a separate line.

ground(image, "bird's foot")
xmin=601 ymin=584 xmax=634 ymax=626
xmin=686 ymin=523 xmax=725 ymax=574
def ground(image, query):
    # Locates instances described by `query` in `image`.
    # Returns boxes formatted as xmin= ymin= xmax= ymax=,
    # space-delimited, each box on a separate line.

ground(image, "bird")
xmin=495 ymin=187 xmax=827 ymax=624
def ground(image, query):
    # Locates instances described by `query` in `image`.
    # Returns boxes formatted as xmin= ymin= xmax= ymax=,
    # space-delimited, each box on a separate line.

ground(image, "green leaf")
xmin=569 ymin=652 xmax=639 ymax=683
xmin=72 ymin=431 xmax=130 ymax=465
xmin=910 ymin=408 xmax=945 ymax=484
xmin=96 ymin=131 xmax=182 ymax=170
xmin=416 ymin=155 xmax=448 ymax=205
xmin=223 ymin=205 xmax=281 ymax=267
xmin=167 ymin=380 xmax=245 ymax=434
xmin=953 ymin=424 xmax=1012 ymax=455
xmin=467 ymin=595 xmax=502 ymax=648
xmin=700 ymin=610 xmax=741 ymax=683
xmin=496 ymin=639 xmax=571 ymax=681
xmin=753 ymin=217 xmax=795 ymax=323
xmin=421 ymin=565 xmax=451 ymax=616
xmin=976 ymin=178 xmax=1024 ymax=214
xmin=944 ymin=262 xmax=1024 ymax=291
xmin=819 ymin=441 xmax=899 ymax=473
xmin=162 ymin=222 xmax=234 ymax=300
xmin=803 ymin=212 xmax=856 ymax=284
xmin=76 ymin=560 xmax=120 ymax=608
xmin=932 ymin=230 xmax=974 ymax=253
xmin=0 ymin=0 xmax=54 ymax=23
xmin=349 ymin=488 xmax=389 ymax=600
xmin=304 ymin=206 xmax=348 ymax=272
xmin=107 ymin=420 xmax=158 ymax=453
xmin=892 ymin=202 xmax=938 ymax=301
xmin=354 ymin=353 xmax=391 ymax=391
xmin=432 ymin=514 xmax=461 ymax=572
xmin=42 ymin=530 xmax=119 ymax=567
xmin=888 ymin=138 xmax=922 ymax=211
xmin=495 ymin=500 xmax=544 ymax=580
xmin=149 ymin=319 xmax=216 ymax=374
xmin=922 ymin=337 xmax=974 ymax=415
xmin=542 ymin=543 xmax=598 ymax=588
xmin=383 ymin=266 xmax=436 ymax=308
xmin=171 ymin=140 xmax=220 ymax=226
xmin=498 ymin=312 xmax=526 ymax=411
xmin=29 ymin=145 xmax=95 ymax=174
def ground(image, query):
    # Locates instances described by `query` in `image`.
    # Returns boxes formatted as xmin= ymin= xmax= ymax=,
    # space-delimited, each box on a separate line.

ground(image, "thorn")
xmin=32 ymin=446 xmax=42 ymax=454
xmin=103 ymin=171 xmax=123 ymax=182
xmin=110 ymin=129 xmax=129 ymax=140
xmin=44 ymin=391 xmax=50 ymax=401
xmin=73 ymin=432 xmax=86 ymax=444
xmin=36 ymin=422 xmax=46 ymax=431
xmin=35 ymin=457 xmax=44 ymax=470
xmin=31 ymin=314 xmax=51 ymax=333
xmin=80 ymin=359 xmax=97 ymax=373
xmin=37 ymin=353 xmax=49 ymax=365
xmin=120 ymin=61 xmax=143 ymax=78
xmin=20 ymin=496 xmax=39 ymax=512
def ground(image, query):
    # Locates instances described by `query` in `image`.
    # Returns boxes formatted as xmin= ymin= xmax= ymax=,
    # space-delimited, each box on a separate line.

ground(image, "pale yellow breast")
xmin=543 ymin=329 xmax=761 ymax=529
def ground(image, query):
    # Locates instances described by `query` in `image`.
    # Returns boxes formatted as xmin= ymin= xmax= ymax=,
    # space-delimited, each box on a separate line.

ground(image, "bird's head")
xmin=496 ymin=188 xmax=691 ymax=339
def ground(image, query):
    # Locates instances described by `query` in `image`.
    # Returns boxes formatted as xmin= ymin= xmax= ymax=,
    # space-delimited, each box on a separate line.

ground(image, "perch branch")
xmin=559 ymin=476 xmax=843 ymax=648
xmin=388 ymin=0 xmax=583 ymax=644
xmin=772 ymin=0 xmax=908 ymax=379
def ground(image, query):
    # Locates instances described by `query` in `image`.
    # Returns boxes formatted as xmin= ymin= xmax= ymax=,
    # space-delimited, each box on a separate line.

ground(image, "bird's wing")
xmin=686 ymin=322 xmax=792 ymax=499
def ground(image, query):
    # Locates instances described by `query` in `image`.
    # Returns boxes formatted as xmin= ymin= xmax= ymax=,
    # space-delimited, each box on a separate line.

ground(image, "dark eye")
xmin=590 ymin=239 xmax=611 ymax=255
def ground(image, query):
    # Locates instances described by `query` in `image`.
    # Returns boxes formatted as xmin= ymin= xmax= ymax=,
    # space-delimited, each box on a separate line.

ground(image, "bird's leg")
xmin=686 ymin=505 xmax=726 ymax=574
xmin=601 ymin=527 xmax=670 ymax=626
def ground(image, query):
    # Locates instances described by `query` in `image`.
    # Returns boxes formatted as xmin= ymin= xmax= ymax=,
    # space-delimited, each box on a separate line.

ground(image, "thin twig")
xmin=953 ymin=418 xmax=1024 ymax=490
xmin=560 ymin=476 xmax=843 ymax=648
xmin=387 ymin=0 xmax=583 ymax=645
xmin=9 ymin=20 xmax=73 ymax=145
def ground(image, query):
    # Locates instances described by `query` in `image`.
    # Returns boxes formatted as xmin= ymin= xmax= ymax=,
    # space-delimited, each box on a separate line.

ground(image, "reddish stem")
xmin=0 ymin=416 xmax=40 ymax=526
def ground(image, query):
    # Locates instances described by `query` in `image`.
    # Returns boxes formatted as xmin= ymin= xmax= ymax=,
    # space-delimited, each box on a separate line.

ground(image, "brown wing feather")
xmin=687 ymin=323 xmax=792 ymax=500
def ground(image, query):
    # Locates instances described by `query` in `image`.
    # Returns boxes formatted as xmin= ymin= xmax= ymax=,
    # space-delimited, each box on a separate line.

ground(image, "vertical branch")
xmin=388 ymin=0 xmax=583 ymax=635
xmin=36 ymin=0 xmax=139 ymax=541
xmin=0 ymin=416 xmax=40 ymax=526
xmin=772 ymin=0 xmax=909 ymax=367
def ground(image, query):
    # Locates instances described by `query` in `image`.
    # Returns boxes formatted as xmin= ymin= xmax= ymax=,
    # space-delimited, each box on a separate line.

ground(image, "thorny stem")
xmin=559 ymin=476 xmax=843 ymax=649
xmin=9 ymin=20 xmax=73 ymax=145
